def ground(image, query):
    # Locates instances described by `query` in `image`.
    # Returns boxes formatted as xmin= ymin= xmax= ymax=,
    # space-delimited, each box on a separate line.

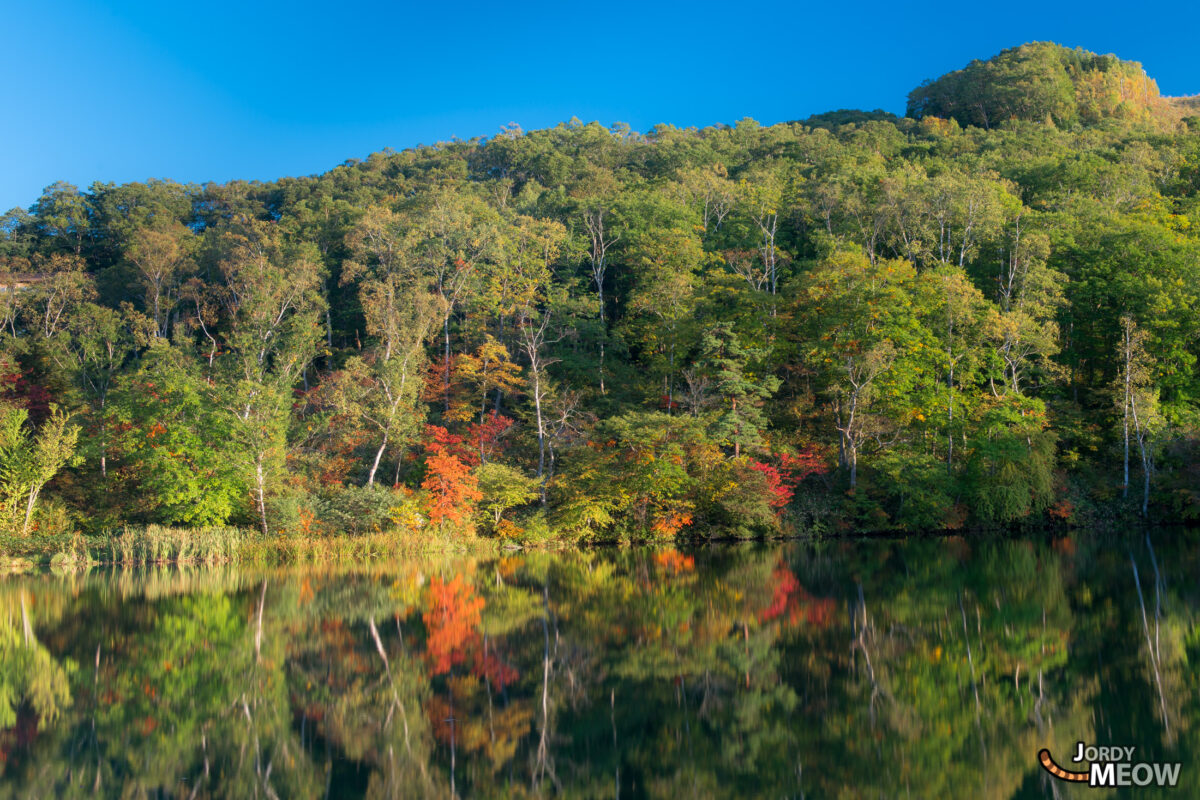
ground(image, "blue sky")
xmin=3 ymin=0 xmax=1198 ymax=212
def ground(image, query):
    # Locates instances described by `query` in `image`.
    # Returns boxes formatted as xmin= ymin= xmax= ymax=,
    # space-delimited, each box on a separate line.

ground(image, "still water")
xmin=0 ymin=534 xmax=1194 ymax=798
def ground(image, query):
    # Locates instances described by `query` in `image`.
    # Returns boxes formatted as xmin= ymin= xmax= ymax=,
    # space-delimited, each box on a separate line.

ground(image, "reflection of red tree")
xmin=424 ymin=575 xmax=485 ymax=674
xmin=423 ymin=575 xmax=518 ymax=690
xmin=653 ymin=549 xmax=695 ymax=573
xmin=423 ymin=576 xmax=522 ymax=753
xmin=427 ymin=693 xmax=457 ymax=746
xmin=759 ymin=563 xmax=837 ymax=628
xmin=474 ymin=639 xmax=519 ymax=691
xmin=1052 ymin=536 xmax=1076 ymax=556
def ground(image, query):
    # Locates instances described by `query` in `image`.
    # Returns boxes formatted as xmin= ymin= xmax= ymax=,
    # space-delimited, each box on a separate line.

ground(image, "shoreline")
xmin=3 ymin=517 xmax=1192 ymax=575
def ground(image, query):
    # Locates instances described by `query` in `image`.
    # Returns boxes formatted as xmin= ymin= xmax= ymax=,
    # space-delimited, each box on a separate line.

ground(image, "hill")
xmin=906 ymin=42 xmax=1174 ymax=129
xmin=0 ymin=42 xmax=1198 ymax=545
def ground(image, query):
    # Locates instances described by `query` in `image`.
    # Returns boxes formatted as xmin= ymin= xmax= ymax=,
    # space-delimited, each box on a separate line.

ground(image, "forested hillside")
xmin=2 ymin=42 xmax=1198 ymax=544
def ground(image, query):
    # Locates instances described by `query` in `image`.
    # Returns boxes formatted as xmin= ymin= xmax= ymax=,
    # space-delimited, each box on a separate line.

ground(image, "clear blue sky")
xmin=3 ymin=0 xmax=1198 ymax=212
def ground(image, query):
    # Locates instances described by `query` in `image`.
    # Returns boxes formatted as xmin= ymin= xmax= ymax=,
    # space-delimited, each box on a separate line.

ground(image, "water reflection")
xmin=0 ymin=534 xmax=1195 ymax=798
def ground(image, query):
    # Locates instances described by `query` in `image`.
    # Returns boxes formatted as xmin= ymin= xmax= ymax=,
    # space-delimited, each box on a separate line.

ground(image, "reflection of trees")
xmin=1080 ymin=534 xmax=1198 ymax=779
xmin=277 ymin=572 xmax=440 ymax=799
xmin=0 ymin=589 xmax=72 ymax=743
xmin=787 ymin=540 xmax=1095 ymax=799
xmin=4 ymin=536 xmax=1200 ymax=797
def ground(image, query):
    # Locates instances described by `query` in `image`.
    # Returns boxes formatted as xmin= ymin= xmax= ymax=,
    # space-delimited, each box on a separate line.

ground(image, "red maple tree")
xmin=751 ymin=447 xmax=830 ymax=512
xmin=467 ymin=412 xmax=513 ymax=464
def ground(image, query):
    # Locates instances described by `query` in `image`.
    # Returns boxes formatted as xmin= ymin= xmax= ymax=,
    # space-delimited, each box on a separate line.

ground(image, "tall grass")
xmin=32 ymin=525 xmax=495 ymax=570
xmin=101 ymin=525 xmax=247 ymax=566
xmin=1 ymin=521 xmax=509 ymax=573
xmin=237 ymin=527 xmax=495 ymax=565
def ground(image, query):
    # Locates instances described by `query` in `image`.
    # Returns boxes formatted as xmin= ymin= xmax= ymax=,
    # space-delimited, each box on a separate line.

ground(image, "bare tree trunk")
xmin=947 ymin=342 xmax=955 ymax=471
xmin=255 ymin=456 xmax=269 ymax=535
xmin=367 ymin=431 xmax=389 ymax=487
xmin=534 ymin=583 xmax=553 ymax=789
xmin=836 ymin=393 xmax=847 ymax=470
xmin=443 ymin=313 xmax=452 ymax=412
xmin=533 ymin=369 xmax=547 ymax=503
xmin=20 ymin=591 xmax=32 ymax=645
xmin=1123 ymin=328 xmax=1132 ymax=498
xmin=1131 ymin=556 xmax=1171 ymax=736
xmin=584 ymin=208 xmax=618 ymax=395
xmin=99 ymin=396 xmax=108 ymax=479
xmin=520 ymin=313 xmax=556 ymax=505
xmin=255 ymin=580 xmax=267 ymax=664
xmin=1130 ymin=391 xmax=1152 ymax=518
xmin=597 ymin=286 xmax=606 ymax=396
xmin=668 ymin=339 xmax=676 ymax=413
xmin=22 ymin=487 xmax=39 ymax=537
xmin=1138 ymin=431 xmax=1152 ymax=518
xmin=947 ymin=378 xmax=954 ymax=469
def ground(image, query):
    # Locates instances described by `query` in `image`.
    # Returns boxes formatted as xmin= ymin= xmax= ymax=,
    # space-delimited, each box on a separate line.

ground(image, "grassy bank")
xmin=0 ymin=524 xmax=506 ymax=573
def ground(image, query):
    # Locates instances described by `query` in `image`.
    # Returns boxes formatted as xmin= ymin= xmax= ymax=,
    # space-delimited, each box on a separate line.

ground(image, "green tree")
xmin=110 ymin=341 xmax=244 ymax=526
xmin=342 ymin=207 xmax=443 ymax=486
xmin=697 ymin=323 xmax=779 ymax=457
xmin=124 ymin=221 xmax=195 ymax=339
xmin=475 ymin=462 xmax=539 ymax=530
xmin=212 ymin=222 xmax=325 ymax=534
xmin=399 ymin=187 xmax=499 ymax=410
xmin=915 ymin=264 xmax=990 ymax=469
xmin=964 ymin=398 xmax=1056 ymax=524
xmin=47 ymin=302 xmax=143 ymax=478
xmin=1115 ymin=315 xmax=1163 ymax=516
xmin=624 ymin=228 xmax=702 ymax=409
xmin=800 ymin=251 xmax=918 ymax=488
xmin=504 ymin=214 xmax=568 ymax=499
xmin=0 ymin=404 xmax=79 ymax=535
xmin=30 ymin=181 xmax=92 ymax=255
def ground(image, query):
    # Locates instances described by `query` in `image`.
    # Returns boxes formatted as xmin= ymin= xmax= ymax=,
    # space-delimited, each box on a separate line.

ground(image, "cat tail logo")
xmin=1039 ymin=746 xmax=1182 ymax=788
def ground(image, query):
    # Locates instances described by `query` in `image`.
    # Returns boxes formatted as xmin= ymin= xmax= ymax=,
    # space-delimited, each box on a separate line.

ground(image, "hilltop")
xmin=906 ymin=42 xmax=1186 ymax=129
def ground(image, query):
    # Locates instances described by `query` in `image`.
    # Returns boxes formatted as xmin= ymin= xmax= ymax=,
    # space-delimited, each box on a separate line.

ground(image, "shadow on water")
xmin=0 ymin=529 xmax=1196 ymax=798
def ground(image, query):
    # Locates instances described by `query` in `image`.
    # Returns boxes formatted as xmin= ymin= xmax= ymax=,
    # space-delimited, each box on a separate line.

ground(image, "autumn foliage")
xmin=759 ymin=563 xmax=837 ymax=628
xmin=653 ymin=548 xmax=695 ymax=573
xmin=423 ymin=574 xmax=485 ymax=674
xmin=467 ymin=412 xmax=513 ymax=464
xmin=423 ymin=573 xmax=519 ymax=690
xmin=421 ymin=425 xmax=483 ymax=527
xmin=749 ymin=448 xmax=829 ymax=512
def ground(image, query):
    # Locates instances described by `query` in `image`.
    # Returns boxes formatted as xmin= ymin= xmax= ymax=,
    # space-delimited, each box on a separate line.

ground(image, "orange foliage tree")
xmin=421 ymin=425 xmax=483 ymax=528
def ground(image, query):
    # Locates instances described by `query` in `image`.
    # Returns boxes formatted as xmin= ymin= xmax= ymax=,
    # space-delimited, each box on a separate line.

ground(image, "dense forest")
xmin=1 ymin=41 xmax=1198 ymax=547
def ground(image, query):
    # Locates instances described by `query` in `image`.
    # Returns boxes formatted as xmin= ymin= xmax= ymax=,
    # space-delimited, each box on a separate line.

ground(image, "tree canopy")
xmin=1 ymin=40 xmax=1198 ymax=541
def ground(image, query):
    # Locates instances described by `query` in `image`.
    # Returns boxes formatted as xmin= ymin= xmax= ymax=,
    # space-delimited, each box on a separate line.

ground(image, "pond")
xmin=0 ymin=533 xmax=1194 ymax=798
